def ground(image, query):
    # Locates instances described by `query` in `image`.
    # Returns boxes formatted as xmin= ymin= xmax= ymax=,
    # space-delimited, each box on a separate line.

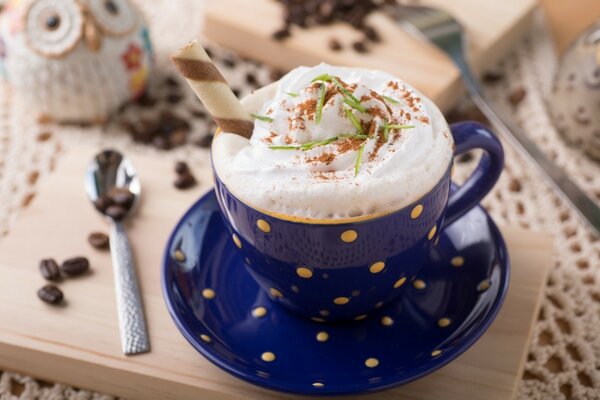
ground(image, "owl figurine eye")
xmin=87 ymin=0 xmax=137 ymax=36
xmin=24 ymin=0 xmax=83 ymax=57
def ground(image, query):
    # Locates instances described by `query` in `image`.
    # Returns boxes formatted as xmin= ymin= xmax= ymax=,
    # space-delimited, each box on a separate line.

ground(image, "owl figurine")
xmin=0 ymin=0 xmax=153 ymax=123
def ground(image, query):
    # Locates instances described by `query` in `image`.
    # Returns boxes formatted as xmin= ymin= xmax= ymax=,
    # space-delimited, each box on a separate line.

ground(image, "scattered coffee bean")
xmin=195 ymin=135 xmax=213 ymax=148
xmin=190 ymin=109 xmax=207 ymax=119
xmin=174 ymin=173 xmax=197 ymax=190
xmin=273 ymin=28 xmax=291 ymax=41
xmin=37 ymin=285 xmax=64 ymax=305
xmin=482 ymin=71 xmax=504 ymax=84
xmin=94 ymin=197 xmax=110 ymax=213
xmin=88 ymin=232 xmax=109 ymax=250
xmin=39 ymin=259 xmax=61 ymax=281
xmin=329 ymin=38 xmax=343 ymax=51
xmin=175 ymin=161 xmax=190 ymax=175
xmin=352 ymin=40 xmax=368 ymax=53
xmin=167 ymin=93 xmax=183 ymax=104
xmin=273 ymin=0 xmax=395 ymax=52
xmin=107 ymin=187 xmax=134 ymax=208
xmin=363 ymin=25 xmax=380 ymax=42
xmin=222 ymin=56 xmax=236 ymax=68
xmin=508 ymin=87 xmax=527 ymax=106
xmin=61 ymin=257 xmax=90 ymax=277
xmin=165 ymin=76 xmax=180 ymax=88
xmin=269 ymin=69 xmax=286 ymax=82
xmin=105 ymin=205 xmax=127 ymax=220
xmin=245 ymin=72 xmax=258 ymax=86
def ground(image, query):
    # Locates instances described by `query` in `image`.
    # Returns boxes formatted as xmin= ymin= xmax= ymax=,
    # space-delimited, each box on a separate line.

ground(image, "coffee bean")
xmin=88 ymin=232 xmax=109 ymax=250
xmin=105 ymin=205 xmax=127 ymax=220
xmin=107 ymin=187 xmax=134 ymax=208
xmin=245 ymin=72 xmax=258 ymax=86
xmin=195 ymin=135 xmax=213 ymax=148
xmin=39 ymin=259 xmax=60 ymax=281
xmin=273 ymin=28 xmax=291 ymax=41
xmin=190 ymin=109 xmax=207 ymax=119
xmin=222 ymin=56 xmax=236 ymax=68
xmin=508 ymin=87 xmax=527 ymax=106
xmin=232 ymin=88 xmax=241 ymax=98
xmin=352 ymin=40 xmax=369 ymax=53
xmin=174 ymin=173 xmax=197 ymax=190
xmin=61 ymin=257 xmax=90 ymax=277
xmin=94 ymin=197 xmax=110 ymax=212
xmin=329 ymin=38 xmax=343 ymax=51
xmin=363 ymin=25 xmax=380 ymax=42
xmin=175 ymin=161 xmax=190 ymax=175
xmin=37 ymin=285 xmax=64 ymax=305
xmin=482 ymin=71 xmax=504 ymax=84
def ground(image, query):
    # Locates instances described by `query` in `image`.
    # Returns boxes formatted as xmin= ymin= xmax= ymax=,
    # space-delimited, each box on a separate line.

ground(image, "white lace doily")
xmin=1 ymin=4 xmax=599 ymax=399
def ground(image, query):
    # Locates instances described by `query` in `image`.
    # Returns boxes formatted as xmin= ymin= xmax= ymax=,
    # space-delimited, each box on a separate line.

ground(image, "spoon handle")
xmin=109 ymin=221 xmax=150 ymax=355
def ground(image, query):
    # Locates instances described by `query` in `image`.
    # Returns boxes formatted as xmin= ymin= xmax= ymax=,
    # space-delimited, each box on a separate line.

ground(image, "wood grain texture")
xmin=0 ymin=146 xmax=552 ymax=400
xmin=203 ymin=0 xmax=536 ymax=111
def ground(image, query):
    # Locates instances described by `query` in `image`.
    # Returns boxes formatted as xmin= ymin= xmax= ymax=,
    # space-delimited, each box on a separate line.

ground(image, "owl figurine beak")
xmin=83 ymin=15 xmax=103 ymax=52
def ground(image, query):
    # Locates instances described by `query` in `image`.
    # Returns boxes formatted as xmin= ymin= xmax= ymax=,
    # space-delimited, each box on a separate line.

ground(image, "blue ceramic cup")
xmin=213 ymin=121 xmax=503 ymax=321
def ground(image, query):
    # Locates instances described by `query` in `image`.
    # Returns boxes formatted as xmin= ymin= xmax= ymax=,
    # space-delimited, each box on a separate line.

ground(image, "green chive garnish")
xmin=339 ymin=133 xmax=369 ymax=140
xmin=269 ymin=146 xmax=301 ymax=150
xmin=383 ymin=95 xmax=400 ymax=105
xmin=285 ymin=92 xmax=299 ymax=97
xmin=302 ymin=136 xmax=338 ymax=150
xmin=342 ymin=97 xmax=368 ymax=113
xmin=251 ymin=114 xmax=274 ymax=123
xmin=344 ymin=108 xmax=363 ymax=134
xmin=355 ymin=143 xmax=365 ymax=176
xmin=331 ymin=76 xmax=362 ymax=107
xmin=387 ymin=124 xmax=415 ymax=130
xmin=316 ymin=84 xmax=326 ymax=124
xmin=313 ymin=74 xmax=366 ymax=112
xmin=311 ymin=73 xmax=333 ymax=83
xmin=383 ymin=120 xmax=390 ymax=141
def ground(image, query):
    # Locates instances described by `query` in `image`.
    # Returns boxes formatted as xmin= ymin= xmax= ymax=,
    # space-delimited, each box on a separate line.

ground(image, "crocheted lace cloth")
xmin=1 ymin=3 xmax=599 ymax=399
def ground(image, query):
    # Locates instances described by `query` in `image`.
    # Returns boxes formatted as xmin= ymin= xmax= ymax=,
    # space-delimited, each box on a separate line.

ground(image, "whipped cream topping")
xmin=212 ymin=64 xmax=454 ymax=220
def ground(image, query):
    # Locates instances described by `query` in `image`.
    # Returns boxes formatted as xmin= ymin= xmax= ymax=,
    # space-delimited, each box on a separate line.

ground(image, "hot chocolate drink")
xmin=212 ymin=64 xmax=454 ymax=220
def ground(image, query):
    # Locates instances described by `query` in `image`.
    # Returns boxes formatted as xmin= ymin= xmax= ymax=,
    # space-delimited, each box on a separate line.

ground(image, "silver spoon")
xmin=85 ymin=149 xmax=150 ymax=355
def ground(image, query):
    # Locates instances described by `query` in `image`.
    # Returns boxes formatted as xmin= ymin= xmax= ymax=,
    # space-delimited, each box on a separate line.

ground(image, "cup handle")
xmin=444 ymin=121 xmax=504 ymax=227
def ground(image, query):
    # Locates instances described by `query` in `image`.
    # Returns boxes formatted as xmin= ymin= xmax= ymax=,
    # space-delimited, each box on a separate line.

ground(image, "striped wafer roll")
xmin=171 ymin=40 xmax=254 ymax=139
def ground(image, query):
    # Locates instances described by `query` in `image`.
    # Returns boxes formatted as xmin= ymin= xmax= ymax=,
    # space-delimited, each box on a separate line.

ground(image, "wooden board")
xmin=0 ymin=145 xmax=552 ymax=400
xmin=539 ymin=0 xmax=600 ymax=54
xmin=203 ymin=0 xmax=536 ymax=111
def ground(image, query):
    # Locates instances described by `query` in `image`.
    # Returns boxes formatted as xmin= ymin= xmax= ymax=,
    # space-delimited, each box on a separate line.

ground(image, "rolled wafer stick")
xmin=171 ymin=40 xmax=254 ymax=139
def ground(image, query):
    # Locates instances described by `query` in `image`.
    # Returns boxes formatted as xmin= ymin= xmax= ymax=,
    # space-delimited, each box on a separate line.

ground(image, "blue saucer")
xmin=162 ymin=190 xmax=510 ymax=396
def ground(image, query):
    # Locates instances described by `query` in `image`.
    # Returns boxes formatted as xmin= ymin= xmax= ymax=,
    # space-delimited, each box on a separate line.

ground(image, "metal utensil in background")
xmin=388 ymin=5 xmax=600 ymax=236
xmin=85 ymin=149 xmax=150 ymax=355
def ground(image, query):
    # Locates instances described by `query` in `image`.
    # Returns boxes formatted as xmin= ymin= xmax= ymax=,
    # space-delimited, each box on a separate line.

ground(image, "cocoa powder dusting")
xmin=306 ymin=152 xmax=336 ymax=165
xmin=298 ymin=99 xmax=317 ymax=120
xmin=264 ymin=131 xmax=277 ymax=144
xmin=336 ymin=138 xmax=363 ymax=154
